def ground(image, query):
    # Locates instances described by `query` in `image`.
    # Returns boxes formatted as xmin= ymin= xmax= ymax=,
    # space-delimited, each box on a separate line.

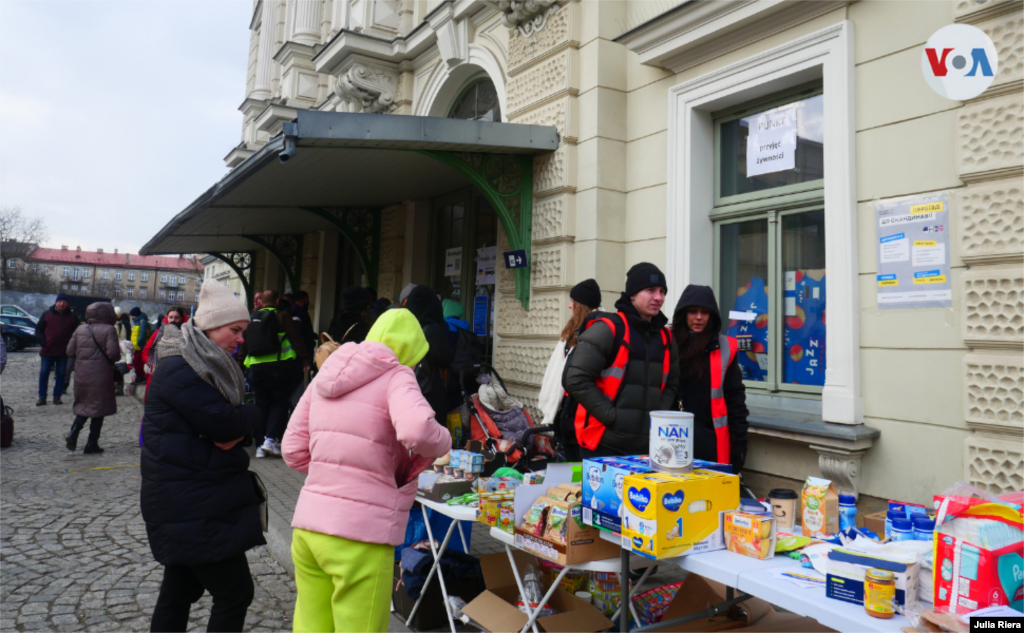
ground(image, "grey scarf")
xmin=158 ymin=321 xmax=246 ymax=407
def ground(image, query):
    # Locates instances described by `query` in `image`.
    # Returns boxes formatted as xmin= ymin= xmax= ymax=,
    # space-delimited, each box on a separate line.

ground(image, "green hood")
xmin=442 ymin=299 xmax=464 ymax=320
xmin=365 ymin=308 xmax=429 ymax=367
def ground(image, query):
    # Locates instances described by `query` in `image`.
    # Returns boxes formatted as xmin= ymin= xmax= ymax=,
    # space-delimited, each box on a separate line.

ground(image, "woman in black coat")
xmin=141 ymin=279 xmax=264 ymax=632
xmin=671 ymin=284 xmax=749 ymax=473
xmin=402 ymin=285 xmax=454 ymax=424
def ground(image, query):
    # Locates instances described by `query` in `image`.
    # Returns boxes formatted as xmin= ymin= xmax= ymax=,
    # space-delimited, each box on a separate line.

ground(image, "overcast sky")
xmin=0 ymin=0 xmax=251 ymax=255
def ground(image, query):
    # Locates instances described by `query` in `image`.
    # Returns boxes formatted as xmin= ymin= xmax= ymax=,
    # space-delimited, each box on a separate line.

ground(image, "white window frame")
xmin=160 ymin=273 xmax=167 ymax=283
xmin=140 ymin=288 xmax=147 ymax=299
xmin=82 ymin=269 xmax=90 ymax=278
xmin=115 ymin=270 xmax=122 ymax=281
xmin=7 ymin=259 xmax=16 ymax=269
xmin=159 ymin=289 xmax=166 ymax=300
xmin=102 ymin=270 xmax=109 ymax=279
xmin=142 ymin=272 xmax=149 ymax=282
xmin=127 ymin=287 xmax=134 ymax=298
xmin=177 ymin=291 xmax=185 ymax=301
xmin=114 ymin=287 xmax=121 ymax=297
xmin=128 ymin=271 xmax=135 ymax=281
xmin=82 ymin=285 xmax=89 ymax=294
xmin=667 ymin=21 xmax=861 ymax=424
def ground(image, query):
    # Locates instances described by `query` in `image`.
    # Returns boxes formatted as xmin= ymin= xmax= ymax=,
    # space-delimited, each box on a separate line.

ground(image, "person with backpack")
xmin=240 ymin=289 xmax=311 ymax=458
xmin=327 ymin=286 xmax=372 ymax=345
xmin=564 ymin=263 xmax=680 ymax=457
xmin=441 ymin=299 xmax=483 ymax=410
xmin=671 ymin=285 xmax=749 ymax=473
xmin=401 ymin=286 xmax=453 ymax=426
xmin=64 ymin=302 xmax=121 ymax=453
xmin=538 ymin=279 xmax=602 ymax=461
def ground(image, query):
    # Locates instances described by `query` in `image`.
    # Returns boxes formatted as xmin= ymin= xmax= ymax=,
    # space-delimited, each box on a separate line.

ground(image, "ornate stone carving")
xmin=958 ymin=95 xmax=1024 ymax=180
xmin=510 ymin=97 xmax=574 ymax=142
xmin=507 ymin=1 xmax=573 ymax=71
xmin=490 ymin=0 xmax=562 ymax=38
xmin=965 ymin=352 xmax=1024 ymax=433
xmin=334 ymin=63 xmax=398 ymax=114
xmin=505 ymin=384 xmax=542 ymax=417
xmin=811 ymin=445 xmax=865 ymax=499
xmin=532 ymin=194 xmax=570 ymax=240
xmin=954 ymin=0 xmax=1022 ymax=24
xmin=507 ymin=50 xmax=576 ymax=115
xmin=533 ymin=144 xmax=574 ymax=195
xmin=962 ymin=267 xmax=1024 ymax=347
xmin=376 ymin=271 xmax=398 ymax=302
xmin=958 ymin=179 xmax=1024 ymax=264
xmin=530 ymin=245 xmax=567 ymax=288
xmin=965 ymin=433 xmax=1024 ymax=493
xmin=380 ymin=205 xmax=402 ymax=239
xmin=378 ymin=239 xmax=403 ymax=272
xmin=978 ymin=12 xmax=1024 ymax=88
xmin=486 ymin=155 xmax=525 ymax=194
xmin=492 ymin=339 xmax=556 ymax=385
xmin=495 ymin=294 xmax=564 ymax=336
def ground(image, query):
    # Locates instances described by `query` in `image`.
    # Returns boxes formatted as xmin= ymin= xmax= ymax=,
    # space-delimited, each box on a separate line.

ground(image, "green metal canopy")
xmin=140 ymin=110 xmax=560 ymax=308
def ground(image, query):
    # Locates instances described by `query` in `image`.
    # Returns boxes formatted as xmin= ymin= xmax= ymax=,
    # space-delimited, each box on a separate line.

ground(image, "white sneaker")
xmin=255 ymin=446 xmax=267 ymax=458
xmin=265 ymin=439 xmax=282 ymax=457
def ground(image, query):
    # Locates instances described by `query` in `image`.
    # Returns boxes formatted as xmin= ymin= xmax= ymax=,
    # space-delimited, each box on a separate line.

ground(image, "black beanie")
xmin=624 ymin=262 xmax=667 ymax=297
xmin=570 ymin=279 xmax=601 ymax=309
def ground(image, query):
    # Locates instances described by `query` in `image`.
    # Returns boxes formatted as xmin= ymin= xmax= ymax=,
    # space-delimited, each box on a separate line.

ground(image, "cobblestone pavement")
xmin=1 ymin=351 xmax=297 ymax=632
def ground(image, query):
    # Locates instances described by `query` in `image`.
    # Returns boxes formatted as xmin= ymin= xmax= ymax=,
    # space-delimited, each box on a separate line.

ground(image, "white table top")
xmin=416 ymin=497 xmax=479 ymax=522
xmin=489 ymin=527 xmax=658 ymax=573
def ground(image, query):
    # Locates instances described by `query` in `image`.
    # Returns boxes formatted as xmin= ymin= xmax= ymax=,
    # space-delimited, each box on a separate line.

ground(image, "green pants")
xmin=291 ymin=528 xmax=393 ymax=633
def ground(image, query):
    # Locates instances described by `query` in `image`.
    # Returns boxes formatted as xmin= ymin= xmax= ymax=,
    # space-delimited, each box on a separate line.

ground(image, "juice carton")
xmin=724 ymin=511 xmax=776 ymax=559
xmin=801 ymin=477 xmax=839 ymax=538
xmin=582 ymin=456 xmax=652 ymax=533
xmin=621 ymin=470 xmax=740 ymax=560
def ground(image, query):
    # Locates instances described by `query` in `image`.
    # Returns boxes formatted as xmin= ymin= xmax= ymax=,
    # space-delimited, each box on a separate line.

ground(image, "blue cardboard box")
xmin=582 ymin=456 xmax=652 ymax=533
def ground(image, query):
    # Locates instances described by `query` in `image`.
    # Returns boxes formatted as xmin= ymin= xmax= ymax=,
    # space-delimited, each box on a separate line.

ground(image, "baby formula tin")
xmin=649 ymin=411 xmax=694 ymax=473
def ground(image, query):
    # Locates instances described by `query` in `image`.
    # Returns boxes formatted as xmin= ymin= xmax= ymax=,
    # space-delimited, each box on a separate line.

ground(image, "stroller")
xmin=459 ymin=364 xmax=558 ymax=474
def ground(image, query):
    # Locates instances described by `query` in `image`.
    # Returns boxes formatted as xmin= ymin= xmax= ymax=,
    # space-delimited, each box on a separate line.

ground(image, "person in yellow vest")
xmin=129 ymin=307 xmax=150 ymax=384
xmin=671 ymin=285 xmax=749 ymax=472
xmin=239 ymin=289 xmax=311 ymax=458
xmin=564 ymin=263 xmax=680 ymax=458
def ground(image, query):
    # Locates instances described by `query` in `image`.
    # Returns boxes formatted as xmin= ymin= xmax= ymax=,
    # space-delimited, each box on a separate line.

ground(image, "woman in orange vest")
xmin=671 ymin=285 xmax=749 ymax=472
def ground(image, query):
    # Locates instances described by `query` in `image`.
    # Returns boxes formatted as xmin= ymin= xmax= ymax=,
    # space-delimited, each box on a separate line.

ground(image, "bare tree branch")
xmin=0 ymin=206 xmax=50 ymax=291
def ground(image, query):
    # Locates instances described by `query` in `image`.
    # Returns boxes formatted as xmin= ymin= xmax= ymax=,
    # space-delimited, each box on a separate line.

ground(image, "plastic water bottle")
xmin=890 ymin=518 xmax=914 ymax=541
xmin=912 ymin=516 xmax=935 ymax=541
xmin=838 ymin=494 xmax=857 ymax=532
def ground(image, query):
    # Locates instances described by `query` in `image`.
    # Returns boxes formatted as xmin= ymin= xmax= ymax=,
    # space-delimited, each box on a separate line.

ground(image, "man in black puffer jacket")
xmin=565 ymin=263 xmax=680 ymax=457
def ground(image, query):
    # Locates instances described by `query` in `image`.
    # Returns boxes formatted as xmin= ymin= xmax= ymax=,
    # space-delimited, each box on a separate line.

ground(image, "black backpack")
xmin=244 ymin=309 xmax=283 ymax=358
xmin=450 ymin=328 xmax=483 ymax=376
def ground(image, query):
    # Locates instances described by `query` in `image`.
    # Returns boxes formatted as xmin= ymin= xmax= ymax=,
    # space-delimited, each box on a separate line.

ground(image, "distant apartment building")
xmin=17 ymin=245 xmax=204 ymax=304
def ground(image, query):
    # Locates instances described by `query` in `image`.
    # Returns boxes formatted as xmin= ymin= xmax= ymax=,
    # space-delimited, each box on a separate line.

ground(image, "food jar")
xmin=864 ymin=568 xmax=896 ymax=619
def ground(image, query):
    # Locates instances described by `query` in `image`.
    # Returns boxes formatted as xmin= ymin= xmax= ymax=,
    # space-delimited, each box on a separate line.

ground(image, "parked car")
xmin=1 ymin=316 xmax=39 ymax=352
xmin=0 ymin=305 xmax=37 ymax=324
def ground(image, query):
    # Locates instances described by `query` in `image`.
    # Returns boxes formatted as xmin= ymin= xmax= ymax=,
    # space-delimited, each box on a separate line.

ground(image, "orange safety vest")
xmin=709 ymin=334 xmax=739 ymax=465
xmin=574 ymin=312 xmax=672 ymax=451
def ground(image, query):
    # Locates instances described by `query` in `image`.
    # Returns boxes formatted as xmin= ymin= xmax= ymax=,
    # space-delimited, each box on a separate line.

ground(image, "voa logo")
xmin=922 ymin=24 xmax=998 ymax=100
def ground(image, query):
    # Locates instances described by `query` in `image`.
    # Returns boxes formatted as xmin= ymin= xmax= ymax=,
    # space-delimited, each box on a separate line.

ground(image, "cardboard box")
xmin=657 ymin=574 xmax=773 ymax=632
xmin=622 ymin=470 xmax=740 ymax=560
xmin=724 ymin=511 xmax=777 ymax=560
xmin=416 ymin=472 xmax=475 ymax=503
xmin=582 ymin=455 xmax=652 ymax=533
xmin=862 ymin=510 xmax=887 ymax=537
xmin=801 ymin=477 xmax=839 ymax=538
xmin=460 ymin=551 xmax=613 ymax=633
xmin=825 ymin=548 xmax=920 ymax=610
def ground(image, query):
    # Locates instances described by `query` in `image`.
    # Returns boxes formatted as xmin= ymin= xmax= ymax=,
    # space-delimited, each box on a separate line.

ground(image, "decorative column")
xmin=290 ymin=0 xmax=321 ymax=46
xmin=954 ymin=0 xmax=1024 ymax=494
xmin=252 ymin=0 xmax=278 ymax=100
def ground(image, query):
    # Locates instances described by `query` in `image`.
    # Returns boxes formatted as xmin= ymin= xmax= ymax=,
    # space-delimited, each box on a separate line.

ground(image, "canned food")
xmin=864 ymin=568 xmax=895 ymax=619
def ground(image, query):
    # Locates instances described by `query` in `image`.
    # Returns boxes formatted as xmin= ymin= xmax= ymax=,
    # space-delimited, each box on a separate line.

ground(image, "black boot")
xmin=82 ymin=418 xmax=104 ymax=454
xmin=65 ymin=417 xmax=86 ymax=451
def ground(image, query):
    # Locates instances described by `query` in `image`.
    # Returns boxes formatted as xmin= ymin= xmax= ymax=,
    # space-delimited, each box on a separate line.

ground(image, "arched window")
xmin=448 ymin=78 xmax=501 ymax=122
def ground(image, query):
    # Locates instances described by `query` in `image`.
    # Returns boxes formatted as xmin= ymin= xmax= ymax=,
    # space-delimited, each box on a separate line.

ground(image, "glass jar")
xmin=864 ymin=568 xmax=896 ymax=619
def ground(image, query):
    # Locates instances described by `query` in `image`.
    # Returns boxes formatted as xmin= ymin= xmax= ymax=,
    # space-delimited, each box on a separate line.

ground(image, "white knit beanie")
xmin=193 ymin=279 xmax=250 ymax=331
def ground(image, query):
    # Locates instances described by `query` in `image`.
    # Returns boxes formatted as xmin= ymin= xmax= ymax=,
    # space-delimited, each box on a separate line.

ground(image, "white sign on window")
xmin=445 ymin=247 xmax=462 ymax=277
xmin=476 ymin=246 xmax=496 ymax=286
xmin=746 ymin=104 xmax=798 ymax=177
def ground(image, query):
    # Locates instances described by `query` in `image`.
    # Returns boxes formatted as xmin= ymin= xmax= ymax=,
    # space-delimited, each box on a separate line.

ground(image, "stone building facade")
xmin=143 ymin=0 xmax=1023 ymax=503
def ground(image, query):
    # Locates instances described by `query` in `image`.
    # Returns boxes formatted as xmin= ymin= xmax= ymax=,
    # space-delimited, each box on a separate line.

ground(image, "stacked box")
xmin=582 ymin=455 xmax=652 ymax=533
xmin=449 ymin=449 xmax=485 ymax=474
xmin=590 ymin=572 xmax=621 ymax=616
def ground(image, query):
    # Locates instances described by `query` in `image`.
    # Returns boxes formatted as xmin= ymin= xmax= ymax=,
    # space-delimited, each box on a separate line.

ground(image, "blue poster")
xmin=782 ymin=270 xmax=826 ymax=386
xmin=726 ymin=276 xmax=769 ymax=382
xmin=473 ymin=295 xmax=489 ymax=337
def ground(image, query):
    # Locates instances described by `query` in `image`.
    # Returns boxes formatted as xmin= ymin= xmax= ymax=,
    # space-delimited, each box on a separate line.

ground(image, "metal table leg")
xmin=619 ymin=548 xmax=630 ymax=632
xmin=612 ymin=564 xmax=654 ymax=625
xmin=458 ymin=520 xmax=469 ymax=553
xmin=405 ymin=505 xmax=459 ymax=633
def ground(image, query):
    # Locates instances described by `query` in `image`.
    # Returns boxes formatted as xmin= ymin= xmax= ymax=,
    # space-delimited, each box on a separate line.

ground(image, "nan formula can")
xmin=649 ymin=411 xmax=694 ymax=473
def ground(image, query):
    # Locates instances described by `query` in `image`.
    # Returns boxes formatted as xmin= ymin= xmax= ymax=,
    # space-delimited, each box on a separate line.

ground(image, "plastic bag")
xmin=515 ymin=565 xmax=555 ymax=618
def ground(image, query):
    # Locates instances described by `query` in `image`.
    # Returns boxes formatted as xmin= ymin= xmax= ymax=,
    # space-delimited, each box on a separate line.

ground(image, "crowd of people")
xmin=24 ymin=260 xmax=749 ymax=632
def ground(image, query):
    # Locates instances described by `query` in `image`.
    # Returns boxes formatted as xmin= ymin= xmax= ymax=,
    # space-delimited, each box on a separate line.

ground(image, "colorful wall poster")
xmin=782 ymin=269 xmax=826 ymax=387
xmin=875 ymin=193 xmax=951 ymax=309
xmin=726 ymin=276 xmax=769 ymax=382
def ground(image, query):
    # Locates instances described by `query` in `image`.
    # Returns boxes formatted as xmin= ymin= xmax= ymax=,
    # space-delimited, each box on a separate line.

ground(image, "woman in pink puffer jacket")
xmin=283 ymin=308 xmax=451 ymax=632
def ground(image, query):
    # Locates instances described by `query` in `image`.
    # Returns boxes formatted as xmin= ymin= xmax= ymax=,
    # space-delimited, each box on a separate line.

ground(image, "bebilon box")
xmin=621 ymin=470 xmax=740 ymax=560
xmin=582 ymin=456 xmax=651 ymax=533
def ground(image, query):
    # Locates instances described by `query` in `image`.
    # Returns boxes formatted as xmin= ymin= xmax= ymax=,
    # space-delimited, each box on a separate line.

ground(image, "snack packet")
xmin=521 ymin=499 xmax=550 ymax=536
xmin=544 ymin=499 xmax=572 ymax=544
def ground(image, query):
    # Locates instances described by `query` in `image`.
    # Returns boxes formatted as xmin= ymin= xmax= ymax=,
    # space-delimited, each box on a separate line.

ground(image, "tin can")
xmin=649 ymin=411 xmax=694 ymax=473
xmin=864 ymin=568 xmax=895 ymax=619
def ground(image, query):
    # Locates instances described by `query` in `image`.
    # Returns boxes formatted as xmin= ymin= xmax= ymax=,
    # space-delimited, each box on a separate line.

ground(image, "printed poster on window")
xmin=444 ymin=247 xmax=462 ymax=278
xmin=726 ymin=277 xmax=769 ymax=382
xmin=475 ymin=246 xmax=496 ymax=286
xmin=783 ymin=270 xmax=826 ymax=387
xmin=875 ymin=192 xmax=951 ymax=309
xmin=746 ymin=104 xmax=798 ymax=177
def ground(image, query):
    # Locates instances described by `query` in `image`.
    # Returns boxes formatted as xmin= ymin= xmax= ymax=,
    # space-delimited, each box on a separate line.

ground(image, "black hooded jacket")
xmin=402 ymin=286 xmax=453 ymax=423
xmin=564 ymin=294 xmax=680 ymax=455
xmin=672 ymin=285 xmax=749 ymax=472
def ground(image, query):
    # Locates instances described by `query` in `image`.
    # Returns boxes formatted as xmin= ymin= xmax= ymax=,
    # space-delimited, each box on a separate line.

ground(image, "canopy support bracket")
xmin=417 ymin=151 xmax=533 ymax=309
xmin=208 ymin=252 xmax=256 ymax=311
xmin=298 ymin=207 xmax=381 ymax=288
xmin=243 ymin=235 xmax=303 ymax=294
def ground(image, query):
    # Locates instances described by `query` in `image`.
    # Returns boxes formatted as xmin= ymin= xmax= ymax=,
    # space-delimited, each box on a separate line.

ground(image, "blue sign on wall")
xmin=473 ymin=295 xmax=489 ymax=337
xmin=503 ymin=250 xmax=527 ymax=269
